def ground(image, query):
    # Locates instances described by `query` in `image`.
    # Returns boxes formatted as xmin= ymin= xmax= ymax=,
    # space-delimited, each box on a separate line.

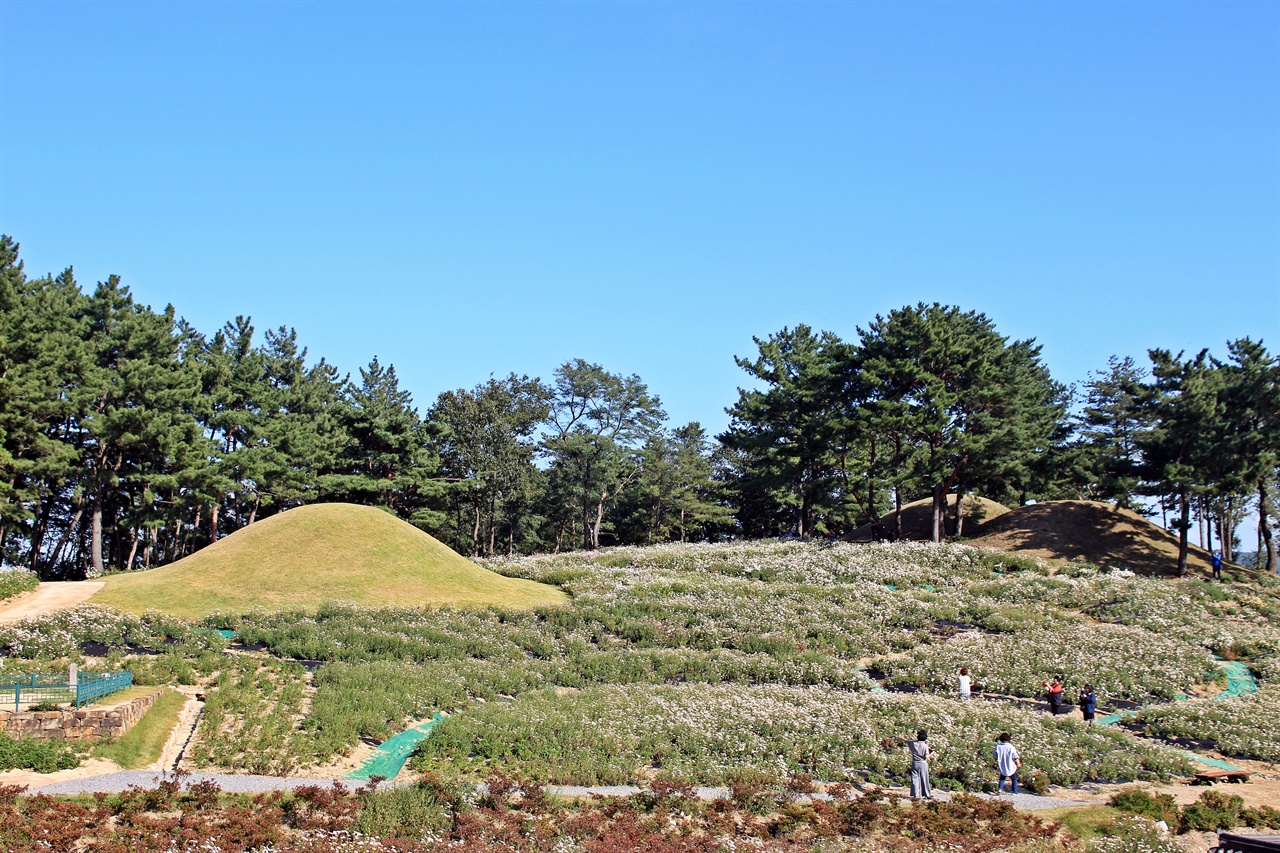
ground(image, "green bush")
xmin=1108 ymin=787 xmax=1180 ymax=827
xmin=1180 ymin=789 xmax=1245 ymax=832
xmin=1241 ymin=805 xmax=1280 ymax=830
xmin=354 ymin=774 xmax=464 ymax=840
xmin=0 ymin=732 xmax=82 ymax=772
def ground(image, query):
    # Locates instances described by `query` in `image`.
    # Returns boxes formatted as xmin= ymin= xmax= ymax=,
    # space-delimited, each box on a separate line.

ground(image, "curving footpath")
xmin=0 ymin=582 xmax=104 ymax=624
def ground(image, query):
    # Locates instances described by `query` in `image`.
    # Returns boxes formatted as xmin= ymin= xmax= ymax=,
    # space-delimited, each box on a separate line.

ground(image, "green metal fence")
xmin=0 ymin=671 xmax=133 ymax=711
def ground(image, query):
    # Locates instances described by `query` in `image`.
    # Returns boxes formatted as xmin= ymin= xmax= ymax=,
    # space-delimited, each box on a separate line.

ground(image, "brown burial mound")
xmin=968 ymin=499 xmax=1222 ymax=577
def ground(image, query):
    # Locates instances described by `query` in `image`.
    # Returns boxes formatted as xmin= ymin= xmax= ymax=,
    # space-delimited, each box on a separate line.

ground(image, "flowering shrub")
xmin=878 ymin=621 xmax=1214 ymax=702
xmin=1132 ymin=685 xmax=1280 ymax=762
xmin=413 ymin=683 xmax=1190 ymax=788
xmin=0 ymin=568 xmax=38 ymax=602
xmin=187 ymin=655 xmax=311 ymax=774
xmin=0 ymin=605 xmax=224 ymax=660
xmin=1087 ymin=816 xmax=1182 ymax=853
xmin=0 ymin=773 xmax=1066 ymax=852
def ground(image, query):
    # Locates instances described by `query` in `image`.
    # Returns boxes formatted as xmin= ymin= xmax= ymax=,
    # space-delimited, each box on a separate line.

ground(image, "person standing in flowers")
xmin=994 ymin=733 xmax=1021 ymax=794
xmin=908 ymin=729 xmax=934 ymax=799
xmin=1044 ymin=676 xmax=1066 ymax=714
xmin=958 ymin=667 xmax=972 ymax=699
xmin=1079 ymin=684 xmax=1098 ymax=724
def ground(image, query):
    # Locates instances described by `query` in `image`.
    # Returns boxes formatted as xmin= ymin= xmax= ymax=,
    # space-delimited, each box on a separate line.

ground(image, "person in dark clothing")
xmin=1211 ymin=552 xmax=1223 ymax=581
xmin=1079 ymin=684 xmax=1098 ymax=724
xmin=1044 ymin=676 xmax=1066 ymax=715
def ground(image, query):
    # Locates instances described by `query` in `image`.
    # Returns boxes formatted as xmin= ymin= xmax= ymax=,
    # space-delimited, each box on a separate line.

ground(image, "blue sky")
xmin=2 ymin=0 xmax=1277 ymax=436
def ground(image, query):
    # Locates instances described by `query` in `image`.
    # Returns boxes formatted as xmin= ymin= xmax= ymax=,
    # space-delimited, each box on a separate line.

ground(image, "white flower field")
xmin=2 ymin=539 xmax=1276 ymax=794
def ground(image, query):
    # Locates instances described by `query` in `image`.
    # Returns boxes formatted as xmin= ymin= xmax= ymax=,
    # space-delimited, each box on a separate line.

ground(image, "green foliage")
xmin=1179 ymin=790 xmax=1244 ymax=832
xmin=186 ymin=656 xmax=310 ymax=774
xmin=0 ymin=732 xmax=81 ymax=772
xmin=353 ymin=775 xmax=463 ymax=840
xmin=1107 ymin=787 xmax=1180 ymax=826
xmin=94 ymin=688 xmax=187 ymax=769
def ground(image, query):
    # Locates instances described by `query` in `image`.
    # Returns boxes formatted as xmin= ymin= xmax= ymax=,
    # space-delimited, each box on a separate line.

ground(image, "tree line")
xmin=1 ymin=237 xmax=1276 ymax=577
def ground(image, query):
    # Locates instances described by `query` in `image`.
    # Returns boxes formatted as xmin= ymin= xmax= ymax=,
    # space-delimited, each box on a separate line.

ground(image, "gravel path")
xmin=27 ymin=772 xmax=1090 ymax=810
xmin=27 ymin=771 xmax=354 ymax=796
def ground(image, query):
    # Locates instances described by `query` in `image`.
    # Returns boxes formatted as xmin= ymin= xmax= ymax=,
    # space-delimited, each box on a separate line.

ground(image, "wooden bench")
xmin=1192 ymin=769 xmax=1251 ymax=784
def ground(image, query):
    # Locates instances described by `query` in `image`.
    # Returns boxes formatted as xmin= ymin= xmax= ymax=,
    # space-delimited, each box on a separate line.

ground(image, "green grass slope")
xmin=91 ymin=503 xmax=566 ymax=618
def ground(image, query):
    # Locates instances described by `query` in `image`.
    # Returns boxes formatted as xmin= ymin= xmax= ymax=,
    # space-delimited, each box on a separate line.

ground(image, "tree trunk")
xmin=91 ymin=486 xmax=105 ymax=576
xmin=248 ymin=494 xmax=260 ymax=526
xmin=47 ymin=504 xmax=84 ymax=578
xmin=680 ymin=507 xmax=687 ymax=544
xmin=1261 ymin=478 xmax=1276 ymax=573
xmin=591 ymin=491 xmax=608 ymax=550
xmin=931 ymin=483 xmax=946 ymax=544
xmin=894 ymin=485 xmax=903 ymax=540
xmin=190 ymin=507 xmax=201 ymax=559
xmin=488 ymin=488 xmax=497 ymax=557
xmin=953 ymin=480 xmax=969 ymax=539
xmin=1176 ymin=487 xmax=1190 ymax=576
xmin=472 ymin=503 xmax=482 ymax=558
xmin=125 ymin=527 xmax=141 ymax=571
xmin=210 ymin=500 xmax=220 ymax=545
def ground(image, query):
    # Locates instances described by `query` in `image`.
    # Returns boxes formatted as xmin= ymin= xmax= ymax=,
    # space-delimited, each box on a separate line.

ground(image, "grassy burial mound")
xmin=847 ymin=494 xmax=1009 ymax=541
xmin=91 ymin=503 xmax=566 ymax=618
xmin=969 ymin=499 xmax=1220 ymax=577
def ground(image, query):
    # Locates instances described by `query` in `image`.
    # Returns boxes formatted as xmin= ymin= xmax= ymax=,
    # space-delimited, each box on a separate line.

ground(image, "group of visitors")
xmin=899 ymin=667 xmax=1105 ymax=799
xmin=957 ymin=667 xmax=1098 ymax=722
xmin=1043 ymin=675 xmax=1099 ymax=722
xmin=904 ymin=730 xmax=1023 ymax=799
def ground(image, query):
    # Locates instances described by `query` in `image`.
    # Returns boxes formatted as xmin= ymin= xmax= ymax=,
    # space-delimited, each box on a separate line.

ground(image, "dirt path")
xmin=0 ymin=581 xmax=105 ymax=624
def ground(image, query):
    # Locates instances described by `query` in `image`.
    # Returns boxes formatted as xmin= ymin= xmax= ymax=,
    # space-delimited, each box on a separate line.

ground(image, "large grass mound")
xmin=91 ymin=503 xmax=567 ymax=618
xmin=847 ymin=494 xmax=1009 ymax=541
xmin=969 ymin=499 xmax=1224 ymax=577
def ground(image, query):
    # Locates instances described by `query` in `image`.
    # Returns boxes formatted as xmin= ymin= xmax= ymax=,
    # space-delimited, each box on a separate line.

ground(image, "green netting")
xmin=346 ymin=712 xmax=446 ymax=781
xmin=1217 ymin=660 xmax=1257 ymax=699
xmin=1098 ymin=658 xmax=1259 ymax=770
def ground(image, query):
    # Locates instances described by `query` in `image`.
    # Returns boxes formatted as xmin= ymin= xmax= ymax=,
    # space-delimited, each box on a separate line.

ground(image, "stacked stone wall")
xmin=0 ymin=690 xmax=160 ymax=742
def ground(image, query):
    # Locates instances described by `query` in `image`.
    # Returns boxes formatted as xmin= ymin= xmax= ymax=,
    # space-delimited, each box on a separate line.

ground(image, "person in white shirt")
xmin=958 ymin=667 xmax=972 ymax=699
xmin=994 ymin=732 xmax=1021 ymax=794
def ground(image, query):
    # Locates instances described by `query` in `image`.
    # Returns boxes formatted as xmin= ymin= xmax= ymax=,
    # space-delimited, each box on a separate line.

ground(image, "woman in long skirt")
xmin=908 ymin=729 xmax=933 ymax=798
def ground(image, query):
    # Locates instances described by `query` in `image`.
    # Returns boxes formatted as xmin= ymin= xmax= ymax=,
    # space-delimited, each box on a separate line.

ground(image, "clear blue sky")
xmin=2 ymin=0 xmax=1277 ymax=436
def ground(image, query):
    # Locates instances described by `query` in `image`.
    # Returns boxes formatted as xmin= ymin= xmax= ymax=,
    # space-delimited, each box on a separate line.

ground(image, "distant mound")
xmin=91 ymin=503 xmax=567 ymax=618
xmin=969 ymin=500 xmax=1220 ymax=577
xmin=848 ymin=495 xmax=1010 ymax=542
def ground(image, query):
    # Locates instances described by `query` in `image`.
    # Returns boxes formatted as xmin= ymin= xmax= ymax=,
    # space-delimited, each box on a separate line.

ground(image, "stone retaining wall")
xmin=0 ymin=690 xmax=160 ymax=742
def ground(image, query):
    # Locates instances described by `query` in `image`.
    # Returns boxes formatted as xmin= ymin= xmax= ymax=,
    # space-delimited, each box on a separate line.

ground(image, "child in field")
xmin=958 ymin=667 xmax=972 ymax=699
xmin=994 ymin=732 xmax=1021 ymax=794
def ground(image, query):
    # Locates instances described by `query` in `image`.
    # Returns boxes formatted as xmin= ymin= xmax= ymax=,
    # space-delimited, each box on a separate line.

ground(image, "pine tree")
xmin=856 ymin=304 xmax=1064 ymax=543
xmin=721 ymin=326 xmax=845 ymax=538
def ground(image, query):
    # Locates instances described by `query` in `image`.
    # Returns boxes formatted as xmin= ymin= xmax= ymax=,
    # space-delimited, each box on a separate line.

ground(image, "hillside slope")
xmin=91 ymin=503 xmax=566 ymax=618
xmin=848 ymin=495 xmax=1010 ymax=541
xmin=969 ymin=499 xmax=1221 ymax=577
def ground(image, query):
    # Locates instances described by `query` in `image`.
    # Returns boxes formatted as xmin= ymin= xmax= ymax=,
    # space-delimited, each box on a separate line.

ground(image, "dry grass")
xmin=90 ymin=503 xmax=566 ymax=618
xmin=969 ymin=500 xmax=1226 ymax=578
xmin=849 ymin=494 xmax=1011 ymax=541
